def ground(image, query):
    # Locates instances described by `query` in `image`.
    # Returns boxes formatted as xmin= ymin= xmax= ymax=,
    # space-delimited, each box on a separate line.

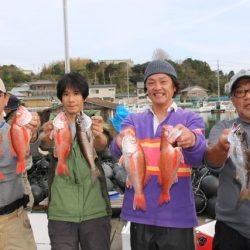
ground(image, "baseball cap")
xmin=228 ymin=69 xmax=250 ymax=93
xmin=0 ymin=78 xmax=6 ymax=93
xmin=5 ymin=95 xmax=20 ymax=110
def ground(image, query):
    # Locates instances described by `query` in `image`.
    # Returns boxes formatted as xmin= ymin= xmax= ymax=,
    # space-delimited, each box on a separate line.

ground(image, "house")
xmin=89 ymin=84 xmax=116 ymax=101
xmin=179 ymin=86 xmax=208 ymax=102
xmin=98 ymin=59 xmax=134 ymax=67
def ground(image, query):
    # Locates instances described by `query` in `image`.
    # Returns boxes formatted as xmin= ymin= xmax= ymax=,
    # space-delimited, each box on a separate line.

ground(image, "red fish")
xmin=0 ymin=172 xmax=5 ymax=181
xmin=10 ymin=106 xmax=32 ymax=174
xmin=158 ymin=125 xmax=183 ymax=205
xmin=53 ymin=112 xmax=72 ymax=176
xmin=121 ymin=134 xmax=147 ymax=210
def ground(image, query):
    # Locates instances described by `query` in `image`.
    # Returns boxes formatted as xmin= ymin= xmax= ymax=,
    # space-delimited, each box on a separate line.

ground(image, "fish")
xmin=121 ymin=134 xmax=147 ymax=210
xmin=228 ymin=123 xmax=250 ymax=200
xmin=10 ymin=105 xmax=32 ymax=174
xmin=53 ymin=112 xmax=72 ymax=176
xmin=158 ymin=125 xmax=183 ymax=205
xmin=0 ymin=172 xmax=5 ymax=181
xmin=75 ymin=112 xmax=100 ymax=183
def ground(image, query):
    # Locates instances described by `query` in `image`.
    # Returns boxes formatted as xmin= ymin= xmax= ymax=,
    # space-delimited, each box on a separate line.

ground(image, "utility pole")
xmin=63 ymin=0 xmax=70 ymax=73
xmin=126 ymin=63 xmax=129 ymax=104
xmin=217 ymin=60 xmax=220 ymax=100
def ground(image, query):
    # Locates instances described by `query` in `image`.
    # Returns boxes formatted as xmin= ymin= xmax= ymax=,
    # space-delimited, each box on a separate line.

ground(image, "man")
xmin=41 ymin=72 xmax=111 ymax=250
xmin=4 ymin=94 xmax=20 ymax=122
xmin=205 ymin=69 xmax=250 ymax=250
xmin=110 ymin=60 xmax=206 ymax=250
xmin=0 ymin=78 xmax=41 ymax=250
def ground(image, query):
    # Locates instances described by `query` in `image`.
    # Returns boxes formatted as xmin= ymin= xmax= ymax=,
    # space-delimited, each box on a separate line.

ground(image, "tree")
xmin=152 ymin=48 xmax=170 ymax=61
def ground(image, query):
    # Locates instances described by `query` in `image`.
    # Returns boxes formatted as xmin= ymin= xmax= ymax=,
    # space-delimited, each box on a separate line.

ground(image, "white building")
xmin=89 ymin=84 xmax=116 ymax=101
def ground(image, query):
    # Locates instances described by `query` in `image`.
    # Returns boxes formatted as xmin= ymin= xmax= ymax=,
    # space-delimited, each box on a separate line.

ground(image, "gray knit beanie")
xmin=144 ymin=60 xmax=177 ymax=83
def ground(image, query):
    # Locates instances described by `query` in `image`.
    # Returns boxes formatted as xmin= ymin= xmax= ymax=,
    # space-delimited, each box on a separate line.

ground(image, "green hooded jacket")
xmin=47 ymin=113 xmax=112 ymax=222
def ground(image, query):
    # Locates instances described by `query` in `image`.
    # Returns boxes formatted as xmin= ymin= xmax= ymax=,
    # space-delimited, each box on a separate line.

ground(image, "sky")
xmin=1 ymin=0 xmax=250 ymax=74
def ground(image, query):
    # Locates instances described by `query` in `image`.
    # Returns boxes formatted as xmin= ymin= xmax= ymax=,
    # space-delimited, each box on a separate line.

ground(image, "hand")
xmin=218 ymin=128 xmax=230 ymax=152
xmin=174 ymin=124 xmax=196 ymax=149
xmin=91 ymin=115 xmax=108 ymax=151
xmin=40 ymin=120 xmax=54 ymax=149
xmin=26 ymin=112 xmax=41 ymax=142
xmin=116 ymin=128 xmax=135 ymax=149
xmin=91 ymin=115 xmax=104 ymax=138
xmin=42 ymin=120 xmax=54 ymax=139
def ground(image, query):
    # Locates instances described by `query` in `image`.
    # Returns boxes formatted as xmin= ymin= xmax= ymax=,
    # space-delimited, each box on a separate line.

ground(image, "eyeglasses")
xmin=233 ymin=88 xmax=250 ymax=98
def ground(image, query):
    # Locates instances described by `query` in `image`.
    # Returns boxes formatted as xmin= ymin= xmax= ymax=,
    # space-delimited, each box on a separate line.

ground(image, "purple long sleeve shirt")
xmin=110 ymin=107 xmax=206 ymax=228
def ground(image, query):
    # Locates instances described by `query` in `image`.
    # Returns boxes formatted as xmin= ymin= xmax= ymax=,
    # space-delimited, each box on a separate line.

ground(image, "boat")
xmin=210 ymin=101 xmax=235 ymax=113
xmin=210 ymin=101 xmax=225 ymax=113
xmin=183 ymin=101 xmax=216 ymax=113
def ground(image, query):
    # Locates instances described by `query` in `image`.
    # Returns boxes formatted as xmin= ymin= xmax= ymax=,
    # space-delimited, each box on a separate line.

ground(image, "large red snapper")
xmin=158 ymin=125 xmax=183 ymax=205
xmin=228 ymin=123 xmax=250 ymax=200
xmin=10 ymin=105 xmax=32 ymax=174
xmin=53 ymin=112 xmax=72 ymax=176
xmin=121 ymin=134 xmax=147 ymax=210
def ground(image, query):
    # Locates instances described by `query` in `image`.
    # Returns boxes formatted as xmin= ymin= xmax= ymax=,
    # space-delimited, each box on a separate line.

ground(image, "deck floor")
xmin=111 ymin=216 xmax=126 ymax=250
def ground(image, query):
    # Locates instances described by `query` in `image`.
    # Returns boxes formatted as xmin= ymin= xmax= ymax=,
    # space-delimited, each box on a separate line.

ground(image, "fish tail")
xmin=56 ymin=162 xmax=70 ymax=176
xmin=158 ymin=191 xmax=171 ymax=205
xmin=16 ymin=160 xmax=26 ymax=174
xmin=0 ymin=172 xmax=5 ymax=181
xmin=133 ymin=194 xmax=146 ymax=210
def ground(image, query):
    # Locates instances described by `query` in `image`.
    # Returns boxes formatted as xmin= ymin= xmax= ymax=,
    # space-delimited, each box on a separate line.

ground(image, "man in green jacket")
xmin=41 ymin=72 xmax=111 ymax=250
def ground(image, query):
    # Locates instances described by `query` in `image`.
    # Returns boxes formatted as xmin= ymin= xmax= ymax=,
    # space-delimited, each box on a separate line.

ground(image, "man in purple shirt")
xmin=110 ymin=59 xmax=206 ymax=250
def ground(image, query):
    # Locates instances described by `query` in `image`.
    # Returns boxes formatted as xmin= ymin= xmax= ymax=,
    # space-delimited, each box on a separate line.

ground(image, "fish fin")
xmin=118 ymin=155 xmax=125 ymax=166
xmin=143 ymin=171 xmax=150 ymax=186
xmin=133 ymin=194 xmax=146 ymax=210
xmin=0 ymin=172 xmax=5 ymax=181
xmin=49 ymin=130 xmax=54 ymax=140
xmin=16 ymin=160 xmax=26 ymax=174
xmin=158 ymin=192 xmax=171 ymax=206
xmin=126 ymin=176 xmax=133 ymax=188
xmin=56 ymin=162 xmax=70 ymax=176
xmin=158 ymin=173 xmax=163 ymax=185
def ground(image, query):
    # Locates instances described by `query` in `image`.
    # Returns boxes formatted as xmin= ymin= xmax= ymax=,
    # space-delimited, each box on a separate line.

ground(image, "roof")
xmin=89 ymin=84 xmax=116 ymax=88
xmin=179 ymin=85 xmax=208 ymax=93
xmin=86 ymin=97 xmax=118 ymax=109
